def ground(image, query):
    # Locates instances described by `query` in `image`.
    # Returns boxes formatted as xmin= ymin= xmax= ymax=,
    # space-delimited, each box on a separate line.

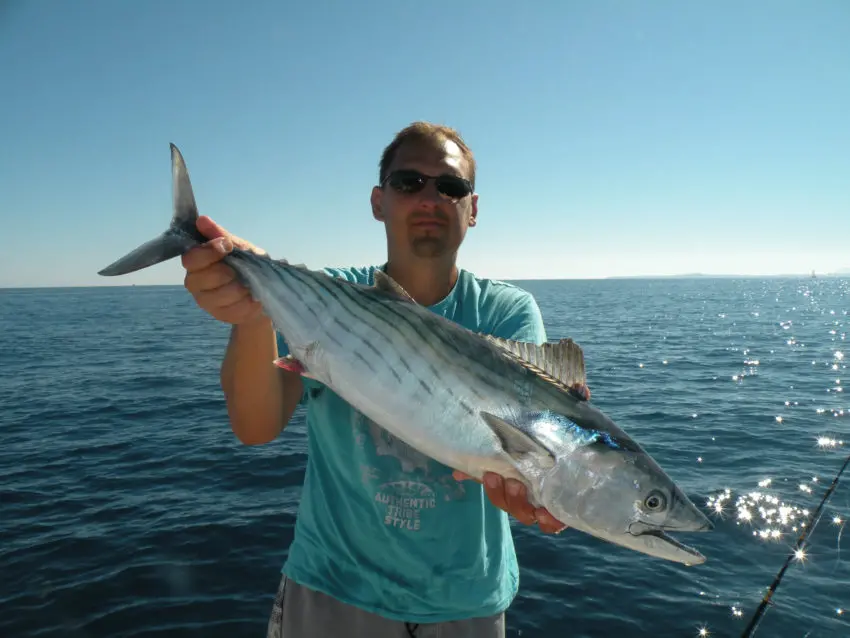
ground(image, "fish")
xmin=98 ymin=143 xmax=713 ymax=565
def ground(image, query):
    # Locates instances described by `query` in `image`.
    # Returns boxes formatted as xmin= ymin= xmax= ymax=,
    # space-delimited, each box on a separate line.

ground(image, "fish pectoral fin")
xmin=481 ymin=336 xmax=587 ymax=398
xmin=373 ymin=270 xmax=416 ymax=303
xmin=481 ymin=412 xmax=557 ymax=469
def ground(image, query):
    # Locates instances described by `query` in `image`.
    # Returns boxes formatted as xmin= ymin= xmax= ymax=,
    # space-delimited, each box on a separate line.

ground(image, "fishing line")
xmin=833 ymin=519 xmax=846 ymax=573
xmin=740 ymin=452 xmax=850 ymax=638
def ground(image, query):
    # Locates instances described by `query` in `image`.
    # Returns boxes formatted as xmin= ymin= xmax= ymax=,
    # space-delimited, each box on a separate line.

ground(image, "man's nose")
xmin=416 ymin=179 xmax=443 ymax=206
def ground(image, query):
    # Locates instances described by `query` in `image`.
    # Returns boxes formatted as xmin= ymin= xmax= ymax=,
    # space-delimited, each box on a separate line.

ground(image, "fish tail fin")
xmin=98 ymin=144 xmax=206 ymax=277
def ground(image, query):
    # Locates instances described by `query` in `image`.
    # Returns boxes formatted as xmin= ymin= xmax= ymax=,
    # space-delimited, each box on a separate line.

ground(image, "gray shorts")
xmin=266 ymin=574 xmax=506 ymax=638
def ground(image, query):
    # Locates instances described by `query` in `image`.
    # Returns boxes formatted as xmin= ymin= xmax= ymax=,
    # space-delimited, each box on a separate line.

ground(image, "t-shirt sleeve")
xmin=490 ymin=290 xmax=548 ymax=346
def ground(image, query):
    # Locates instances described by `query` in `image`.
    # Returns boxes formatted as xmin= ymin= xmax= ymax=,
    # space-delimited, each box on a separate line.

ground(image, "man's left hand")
xmin=452 ymin=470 xmax=568 ymax=534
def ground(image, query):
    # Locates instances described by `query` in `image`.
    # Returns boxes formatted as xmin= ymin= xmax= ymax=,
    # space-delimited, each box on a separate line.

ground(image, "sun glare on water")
xmin=687 ymin=281 xmax=849 ymax=637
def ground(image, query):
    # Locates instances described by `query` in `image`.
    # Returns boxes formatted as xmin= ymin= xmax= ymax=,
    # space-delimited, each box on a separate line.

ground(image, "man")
xmin=181 ymin=122 xmax=572 ymax=637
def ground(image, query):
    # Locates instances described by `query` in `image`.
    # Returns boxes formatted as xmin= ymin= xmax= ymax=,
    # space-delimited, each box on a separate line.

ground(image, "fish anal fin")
xmin=482 ymin=336 xmax=587 ymax=396
xmin=273 ymin=355 xmax=318 ymax=380
xmin=481 ymin=412 xmax=557 ymax=469
xmin=274 ymin=355 xmax=305 ymax=374
xmin=374 ymin=270 xmax=416 ymax=303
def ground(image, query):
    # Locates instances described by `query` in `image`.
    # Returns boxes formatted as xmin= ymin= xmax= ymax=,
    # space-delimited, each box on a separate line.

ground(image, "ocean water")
xmin=2 ymin=277 xmax=849 ymax=638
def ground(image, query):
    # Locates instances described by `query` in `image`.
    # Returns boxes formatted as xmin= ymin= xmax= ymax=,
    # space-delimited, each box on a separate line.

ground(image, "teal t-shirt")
xmin=276 ymin=264 xmax=547 ymax=623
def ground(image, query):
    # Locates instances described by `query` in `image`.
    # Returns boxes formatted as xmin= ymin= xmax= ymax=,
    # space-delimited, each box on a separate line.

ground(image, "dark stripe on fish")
xmin=330 ymin=279 xmax=467 ymax=401
xmin=286 ymin=267 xmax=402 ymax=383
xmin=343 ymin=286 xmax=498 ymax=402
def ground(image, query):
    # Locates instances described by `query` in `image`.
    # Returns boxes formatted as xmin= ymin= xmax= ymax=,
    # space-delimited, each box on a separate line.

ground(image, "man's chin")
xmin=410 ymin=237 xmax=449 ymax=258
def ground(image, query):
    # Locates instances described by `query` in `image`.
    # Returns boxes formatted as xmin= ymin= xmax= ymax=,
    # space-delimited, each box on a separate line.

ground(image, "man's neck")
xmin=384 ymin=256 xmax=459 ymax=307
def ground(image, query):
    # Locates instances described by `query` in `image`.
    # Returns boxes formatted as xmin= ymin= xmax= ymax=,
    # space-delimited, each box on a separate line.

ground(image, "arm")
xmin=180 ymin=216 xmax=305 ymax=446
xmin=220 ymin=316 xmax=304 ymax=445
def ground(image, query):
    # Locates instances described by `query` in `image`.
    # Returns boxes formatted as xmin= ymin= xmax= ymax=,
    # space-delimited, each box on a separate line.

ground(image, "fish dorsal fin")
xmin=481 ymin=412 xmax=557 ymax=469
xmin=483 ymin=336 xmax=587 ymax=396
xmin=374 ymin=270 xmax=416 ymax=303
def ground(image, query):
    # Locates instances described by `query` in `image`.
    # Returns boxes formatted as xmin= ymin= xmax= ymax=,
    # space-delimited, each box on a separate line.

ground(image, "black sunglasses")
xmin=381 ymin=169 xmax=474 ymax=200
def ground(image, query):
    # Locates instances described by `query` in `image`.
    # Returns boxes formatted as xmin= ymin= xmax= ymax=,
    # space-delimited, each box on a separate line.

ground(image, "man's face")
xmin=371 ymin=138 xmax=478 ymax=260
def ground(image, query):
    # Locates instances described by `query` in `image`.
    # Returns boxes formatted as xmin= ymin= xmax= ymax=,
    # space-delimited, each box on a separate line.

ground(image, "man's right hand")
xmin=182 ymin=215 xmax=268 ymax=325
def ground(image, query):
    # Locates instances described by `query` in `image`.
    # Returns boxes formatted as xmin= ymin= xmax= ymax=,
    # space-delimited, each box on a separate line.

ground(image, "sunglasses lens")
xmin=386 ymin=170 xmax=472 ymax=199
xmin=388 ymin=171 xmax=426 ymax=193
xmin=435 ymin=176 xmax=472 ymax=199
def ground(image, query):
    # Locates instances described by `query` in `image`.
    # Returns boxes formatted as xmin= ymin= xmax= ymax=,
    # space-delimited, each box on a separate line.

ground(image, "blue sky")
xmin=1 ymin=0 xmax=848 ymax=287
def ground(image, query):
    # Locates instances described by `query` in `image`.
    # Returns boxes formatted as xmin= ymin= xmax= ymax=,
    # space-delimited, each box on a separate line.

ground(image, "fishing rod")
xmin=740 ymin=452 xmax=850 ymax=638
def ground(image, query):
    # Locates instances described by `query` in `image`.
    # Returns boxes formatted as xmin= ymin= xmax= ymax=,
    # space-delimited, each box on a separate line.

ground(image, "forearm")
xmin=220 ymin=317 xmax=303 ymax=445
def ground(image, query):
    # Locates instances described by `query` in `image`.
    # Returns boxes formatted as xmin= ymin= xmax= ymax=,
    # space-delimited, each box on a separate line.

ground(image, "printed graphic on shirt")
xmin=375 ymin=480 xmax=436 ymax=531
xmin=351 ymin=409 xmax=467 ymax=532
xmin=367 ymin=420 xmax=431 ymax=474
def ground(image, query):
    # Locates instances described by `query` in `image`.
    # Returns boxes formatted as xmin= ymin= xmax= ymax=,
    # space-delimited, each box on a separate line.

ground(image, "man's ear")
xmin=468 ymin=193 xmax=479 ymax=227
xmin=371 ymin=186 xmax=384 ymax=221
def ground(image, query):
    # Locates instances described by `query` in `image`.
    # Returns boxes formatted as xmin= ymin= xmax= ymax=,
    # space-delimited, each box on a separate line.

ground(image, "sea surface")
xmin=2 ymin=277 xmax=849 ymax=638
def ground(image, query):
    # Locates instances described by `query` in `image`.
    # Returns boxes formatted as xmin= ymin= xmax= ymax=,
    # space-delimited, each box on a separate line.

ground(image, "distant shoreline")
xmin=3 ymin=272 xmax=848 ymax=291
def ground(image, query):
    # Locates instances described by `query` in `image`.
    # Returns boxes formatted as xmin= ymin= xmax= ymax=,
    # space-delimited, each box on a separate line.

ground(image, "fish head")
xmin=577 ymin=446 xmax=710 ymax=565
xmin=520 ymin=411 xmax=713 ymax=565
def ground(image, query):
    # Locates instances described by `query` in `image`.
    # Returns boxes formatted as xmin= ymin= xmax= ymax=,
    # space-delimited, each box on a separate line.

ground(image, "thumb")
xmin=197 ymin=215 xmax=266 ymax=255
xmin=196 ymin=215 xmax=230 ymax=242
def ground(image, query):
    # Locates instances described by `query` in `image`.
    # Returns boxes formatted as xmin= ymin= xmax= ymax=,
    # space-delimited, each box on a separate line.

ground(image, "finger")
xmin=482 ymin=472 xmax=509 ymax=512
xmin=198 ymin=216 xmax=266 ymax=254
xmin=571 ymin=382 xmax=591 ymax=401
xmin=231 ymin=235 xmax=266 ymax=254
xmin=181 ymin=236 xmax=233 ymax=272
xmin=217 ymin=296 xmax=264 ymax=325
xmin=504 ymin=479 xmax=538 ymax=526
xmin=196 ymin=215 xmax=231 ymax=241
xmin=195 ymin=280 xmax=251 ymax=310
xmin=184 ymin=262 xmax=238 ymax=294
xmin=536 ymin=508 xmax=568 ymax=534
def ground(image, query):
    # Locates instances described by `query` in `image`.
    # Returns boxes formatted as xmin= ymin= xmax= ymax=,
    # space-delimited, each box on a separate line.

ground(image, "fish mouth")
xmin=633 ymin=528 xmax=706 ymax=564
xmin=627 ymin=512 xmax=714 ymax=565
xmin=619 ymin=486 xmax=715 ymax=565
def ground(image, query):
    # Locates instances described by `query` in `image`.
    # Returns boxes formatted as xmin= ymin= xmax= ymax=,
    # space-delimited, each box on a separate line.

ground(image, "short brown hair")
xmin=379 ymin=121 xmax=476 ymax=188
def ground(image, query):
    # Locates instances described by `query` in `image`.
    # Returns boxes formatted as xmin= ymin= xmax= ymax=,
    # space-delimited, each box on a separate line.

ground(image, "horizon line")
xmin=2 ymin=271 xmax=848 ymax=291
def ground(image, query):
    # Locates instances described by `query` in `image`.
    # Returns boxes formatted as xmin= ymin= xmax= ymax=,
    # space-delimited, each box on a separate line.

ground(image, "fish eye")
xmin=644 ymin=490 xmax=667 ymax=512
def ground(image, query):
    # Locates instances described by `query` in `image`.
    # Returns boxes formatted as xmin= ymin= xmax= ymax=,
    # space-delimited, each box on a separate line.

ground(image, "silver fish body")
xmin=99 ymin=144 xmax=713 ymax=565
